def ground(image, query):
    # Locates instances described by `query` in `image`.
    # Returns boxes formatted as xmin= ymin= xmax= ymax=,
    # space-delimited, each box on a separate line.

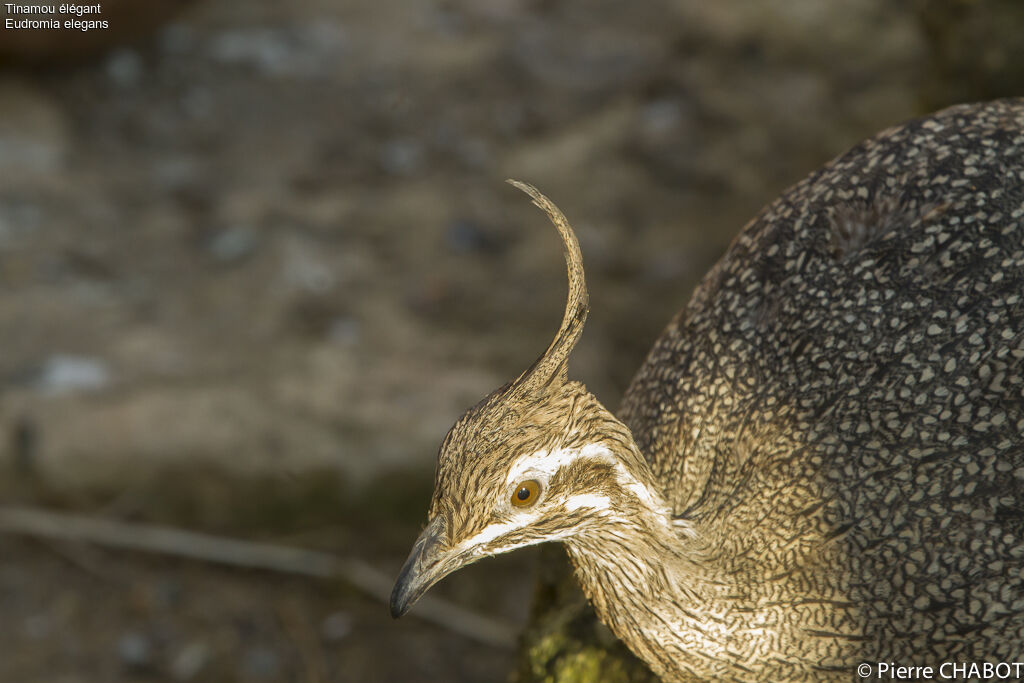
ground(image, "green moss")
xmin=527 ymin=628 xmax=569 ymax=681
xmin=549 ymin=648 xmax=640 ymax=683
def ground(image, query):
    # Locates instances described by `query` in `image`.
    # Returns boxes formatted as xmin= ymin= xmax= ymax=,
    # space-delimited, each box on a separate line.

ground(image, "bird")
xmin=390 ymin=98 xmax=1024 ymax=681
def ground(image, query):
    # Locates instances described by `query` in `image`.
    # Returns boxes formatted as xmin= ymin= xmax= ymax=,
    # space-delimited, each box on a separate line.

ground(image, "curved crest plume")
xmin=506 ymin=179 xmax=589 ymax=394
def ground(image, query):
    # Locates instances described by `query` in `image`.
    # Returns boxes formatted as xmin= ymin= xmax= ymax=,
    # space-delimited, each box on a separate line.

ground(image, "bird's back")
xmin=618 ymin=98 xmax=1024 ymax=663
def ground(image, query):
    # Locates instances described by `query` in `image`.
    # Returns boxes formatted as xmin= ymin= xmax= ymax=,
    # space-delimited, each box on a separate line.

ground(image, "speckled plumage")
xmin=393 ymin=100 xmax=1024 ymax=682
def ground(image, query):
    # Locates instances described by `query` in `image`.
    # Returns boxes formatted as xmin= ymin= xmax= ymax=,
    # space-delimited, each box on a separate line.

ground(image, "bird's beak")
xmin=390 ymin=516 xmax=454 ymax=618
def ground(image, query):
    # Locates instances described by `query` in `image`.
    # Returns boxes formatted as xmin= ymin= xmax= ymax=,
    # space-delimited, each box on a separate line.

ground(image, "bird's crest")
xmin=505 ymin=179 xmax=589 ymax=398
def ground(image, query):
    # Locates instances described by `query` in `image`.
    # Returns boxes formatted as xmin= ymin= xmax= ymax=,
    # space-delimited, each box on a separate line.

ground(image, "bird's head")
xmin=390 ymin=181 xmax=664 ymax=618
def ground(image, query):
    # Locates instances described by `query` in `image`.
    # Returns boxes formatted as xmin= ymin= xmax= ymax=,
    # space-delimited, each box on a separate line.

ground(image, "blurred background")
xmin=0 ymin=0 xmax=1020 ymax=681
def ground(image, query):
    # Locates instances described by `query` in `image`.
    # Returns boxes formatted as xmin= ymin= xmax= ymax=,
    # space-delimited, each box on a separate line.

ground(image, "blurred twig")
xmin=0 ymin=506 xmax=518 ymax=650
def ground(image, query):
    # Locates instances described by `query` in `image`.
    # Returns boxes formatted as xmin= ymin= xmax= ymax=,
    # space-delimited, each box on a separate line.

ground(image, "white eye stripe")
xmin=455 ymin=519 xmax=525 ymax=552
xmin=468 ymin=492 xmax=612 ymax=545
xmin=612 ymin=462 xmax=665 ymax=513
xmin=507 ymin=443 xmax=672 ymax=522
xmin=564 ymin=492 xmax=612 ymax=512
xmin=455 ymin=443 xmax=685 ymax=555
xmin=457 ymin=517 xmax=575 ymax=555
xmin=506 ymin=443 xmax=616 ymax=486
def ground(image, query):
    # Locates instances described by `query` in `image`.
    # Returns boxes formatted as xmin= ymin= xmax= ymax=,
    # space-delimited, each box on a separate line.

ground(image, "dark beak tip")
xmin=390 ymin=516 xmax=446 ymax=620
xmin=389 ymin=586 xmax=409 ymax=619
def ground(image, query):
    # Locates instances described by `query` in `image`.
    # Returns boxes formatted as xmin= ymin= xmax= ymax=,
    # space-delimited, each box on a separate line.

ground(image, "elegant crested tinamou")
xmin=391 ymin=99 xmax=1024 ymax=681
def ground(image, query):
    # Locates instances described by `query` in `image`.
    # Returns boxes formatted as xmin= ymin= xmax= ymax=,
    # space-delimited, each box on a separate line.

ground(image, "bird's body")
xmin=393 ymin=99 xmax=1024 ymax=681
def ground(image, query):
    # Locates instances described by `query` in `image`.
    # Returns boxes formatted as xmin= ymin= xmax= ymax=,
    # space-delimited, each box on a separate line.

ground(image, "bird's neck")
xmin=560 ymin=440 xmax=723 ymax=672
xmin=560 ymin=433 xmax=804 ymax=680
xmin=562 ymin=437 xmax=859 ymax=680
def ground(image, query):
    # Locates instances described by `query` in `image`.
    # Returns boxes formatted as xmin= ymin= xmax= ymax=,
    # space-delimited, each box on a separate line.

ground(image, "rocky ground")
xmin=0 ymin=0 xmax=1008 ymax=681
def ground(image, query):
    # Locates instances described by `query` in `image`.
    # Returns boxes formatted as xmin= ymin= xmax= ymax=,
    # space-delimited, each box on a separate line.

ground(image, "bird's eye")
xmin=511 ymin=479 xmax=541 ymax=508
